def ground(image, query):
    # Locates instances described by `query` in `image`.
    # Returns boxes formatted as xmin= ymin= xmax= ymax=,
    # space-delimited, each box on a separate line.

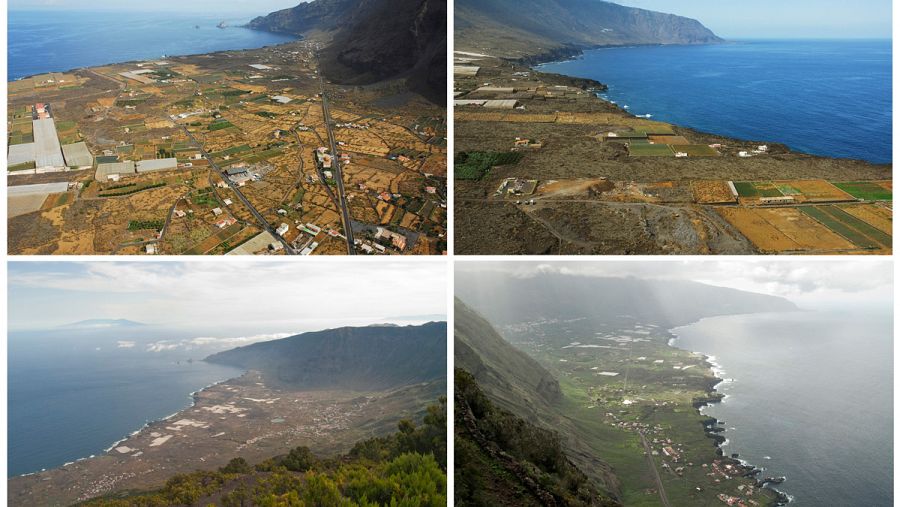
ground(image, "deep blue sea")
xmin=672 ymin=311 xmax=893 ymax=506
xmin=538 ymin=40 xmax=892 ymax=164
xmin=8 ymin=328 xmax=244 ymax=477
xmin=8 ymin=10 xmax=296 ymax=80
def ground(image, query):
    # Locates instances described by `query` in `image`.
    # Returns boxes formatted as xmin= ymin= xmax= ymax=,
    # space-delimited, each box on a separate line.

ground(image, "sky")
xmin=8 ymin=261 xmax=448 ymax=333
xmin=456 ymin=259 xmax=894 ymax=314
xmin=616 ymin=0 xmax=892 ymax=39
xmin=8 ymin=0 xmax=302 ymax=14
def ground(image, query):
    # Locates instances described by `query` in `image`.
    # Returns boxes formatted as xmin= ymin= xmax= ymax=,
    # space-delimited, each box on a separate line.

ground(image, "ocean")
xmin=538 ymin=39 xmax=892 ymax=164
xmin=8 ymin=328 xmax=244 ymax=477
xmin=8 ymin=10 xmax=296 ymax=81
xmin=671 ymin=310 xmax=893 ymax=505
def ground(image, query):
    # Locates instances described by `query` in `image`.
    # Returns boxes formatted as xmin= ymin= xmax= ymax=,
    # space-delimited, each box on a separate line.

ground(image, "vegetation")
xmin=455 ymin=369 xmax=618 ymax=507
xmin=454 ymin=151 xmax=523 ymax=180
xmin=98 ymin=182 xmax=166 ymax=197
xmin=127 ymin=219 xmax=165 ymax=231
xmin=209 ymin=120 xmax=236 ymax=131
xmin=833 ymin=181 xmax=892 ymax=201
xmin=79 ymin=399 xmax=447 ymax=507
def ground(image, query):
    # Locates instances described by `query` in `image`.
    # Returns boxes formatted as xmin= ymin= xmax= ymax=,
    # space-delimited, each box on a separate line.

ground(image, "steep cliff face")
xmin=456 ymin=0 xmax=722 ymax=57
xmin=249 ymin=0 xmax=446 ymax=104
xmin=248 ymin=0 xmax=353 ymax=34
xmin=455 ymin=299 xmax=562 ymax=416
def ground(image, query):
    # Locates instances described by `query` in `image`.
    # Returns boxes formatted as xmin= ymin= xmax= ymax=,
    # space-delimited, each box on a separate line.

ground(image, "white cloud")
xmin=117 ymin=341 xmax=137 ymax=348
xmin=9 ymin=261 xmax=447 ymax=330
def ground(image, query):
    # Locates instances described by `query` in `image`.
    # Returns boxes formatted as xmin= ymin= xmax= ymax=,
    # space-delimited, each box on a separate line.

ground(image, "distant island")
xmin=60 ymin=319 xmax=147 ymax=329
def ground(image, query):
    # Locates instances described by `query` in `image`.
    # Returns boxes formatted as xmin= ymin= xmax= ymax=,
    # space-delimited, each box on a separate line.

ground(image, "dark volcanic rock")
xmin=250 ymin=0 xmax=446 ymax=104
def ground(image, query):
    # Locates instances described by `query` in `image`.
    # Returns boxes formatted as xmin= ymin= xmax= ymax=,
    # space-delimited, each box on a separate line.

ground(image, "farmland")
xmin=453 ymin=52 xmax=891 ymax=255
xmin=8 ymin=38 xmax=446 ymax=255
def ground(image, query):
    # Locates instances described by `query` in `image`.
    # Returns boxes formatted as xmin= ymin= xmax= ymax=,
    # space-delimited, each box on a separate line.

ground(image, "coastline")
xmin=9 ymin=21 xmax=298 ymax=82
xmin=667 ymin=317 xmax=792 ymax=506
xmin=98 ymin=373 xmax=244 ymax=455
xmin=527 ymin=43 xmax=891 ymax=166
xmin=12 ymin=371 xmax=246 ymax=480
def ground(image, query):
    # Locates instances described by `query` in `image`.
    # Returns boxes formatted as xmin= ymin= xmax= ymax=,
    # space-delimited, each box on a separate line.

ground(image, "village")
xmin=7 ymin=370 xmax=432 ymax=506
xmin=499 ymin=317 xmax=785 ymax=506
xmin=8 ymin=40 xmax=447 ymax=255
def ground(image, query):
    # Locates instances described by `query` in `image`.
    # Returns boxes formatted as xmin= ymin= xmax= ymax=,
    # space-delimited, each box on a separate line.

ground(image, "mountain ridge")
xmin=204 ymin=322 xmax=447 ymax=391
xmin=249 ymin=0 xmax=446 ymax=103
xmin=455 ymin=0 xmax=722 ymax=59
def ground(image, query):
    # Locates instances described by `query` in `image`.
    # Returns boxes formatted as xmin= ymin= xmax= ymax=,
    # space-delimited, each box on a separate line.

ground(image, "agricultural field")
xmin=9 ymin=37 xmax=446 ymax=255
xmin=717 ymin=204 xmax=891 ymax=254
xmin=691 ymin=180 xmax=737 ymax=204
xmin=833 ymin=181 xmax=893 ymax=201
xmin=628 ymin=143 xmax=674 ymax=157
xmin=454 ymin=53 xmax=891 ymax=255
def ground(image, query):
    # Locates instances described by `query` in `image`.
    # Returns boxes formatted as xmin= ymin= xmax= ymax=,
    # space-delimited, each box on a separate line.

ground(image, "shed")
xmin=136 ymin=158 xmax=178 ymax=173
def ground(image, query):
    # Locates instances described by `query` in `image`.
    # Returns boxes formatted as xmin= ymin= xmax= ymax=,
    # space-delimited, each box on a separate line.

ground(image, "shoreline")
xmin=526 ymin=44 xmax=891 ymax=167
xmin=11 ymin=371 xmax=247 ymax=480
xmin=667 ymin=316 xmax=792 ymax=506
xmin=9 ymin=29 xmax=299 ymax=83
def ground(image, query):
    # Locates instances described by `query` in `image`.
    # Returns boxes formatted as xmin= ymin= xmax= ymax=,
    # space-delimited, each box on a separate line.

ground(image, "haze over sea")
xmin=539 ymin=40 xmax=892 ymax=163
xmin=672 ymin=310 xmax=892 ymax=506
xmin=8 ymin=10 xmax=296 ymax=81
xmin=8 ymin=328 xmax=243 ymax=477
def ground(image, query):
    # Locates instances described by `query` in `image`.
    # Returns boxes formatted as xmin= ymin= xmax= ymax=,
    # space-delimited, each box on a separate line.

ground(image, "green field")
xmin=832 ymin=181 xmax=892 ymax=201
xmin=799 ymin=205 xmax=889 ymax=249
xmin=733 ymin=182 xmax=783 ymax=198
xmin=628 ymin=144 xmax=674 ymax=157
xmin=454 ymin=151 xmax=523 ymax=180
xmin=211 ymin=144 xmax=252 ymax=158
xmin=208 ymin=120 xmax=235 ymax=131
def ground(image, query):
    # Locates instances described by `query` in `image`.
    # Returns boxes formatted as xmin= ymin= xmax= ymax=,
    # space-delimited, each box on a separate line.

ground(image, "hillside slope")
xmin=455 ymin=299 xmax=623 ymax=501
xmin=249 ymin=0 xmax=446 ymax=103
xmin=455 ymin=369 xmax=620 ymax=507
xmin=455 ymin=0 xmax=721 ymax=58
xmin=205 ymin=322 xmax=446 ymax=390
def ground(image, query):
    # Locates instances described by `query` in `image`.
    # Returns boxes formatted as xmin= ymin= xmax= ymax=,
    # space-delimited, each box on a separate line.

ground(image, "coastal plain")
xmin=453 ymin=53 xmax=891 ymax=255
xmin=7 ymin=40 xmax=447 ymax=255
xmin=8 ymin=371 xmax=443 ymax=506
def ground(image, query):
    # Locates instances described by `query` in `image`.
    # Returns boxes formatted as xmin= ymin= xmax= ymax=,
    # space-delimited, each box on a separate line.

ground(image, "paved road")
xmin=639 ymin=431 xmax=673 ymax=507
xmin=316 ymin=54 xmax=356 ymax=255
xmin=178 ymin=123 xmax=296 ymax=254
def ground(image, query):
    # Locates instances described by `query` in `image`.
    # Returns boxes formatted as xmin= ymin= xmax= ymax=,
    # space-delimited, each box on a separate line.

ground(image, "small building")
xmin=759 ymin=196 xmax=795 ymax=205
xmin=212 ymin=207 xmax=223 ymax=216
xmin=474 ymin=86 xmax=516 ymax=94
xmin=483 ymin=100 xmax=520 ymax=109
xmin=276 ymin=223 xmax=290 ymax=236
xmin=223 ymin=198 xmax=233 ymax=206
xmin=453 ymin=65 xmax=480 ymax=77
